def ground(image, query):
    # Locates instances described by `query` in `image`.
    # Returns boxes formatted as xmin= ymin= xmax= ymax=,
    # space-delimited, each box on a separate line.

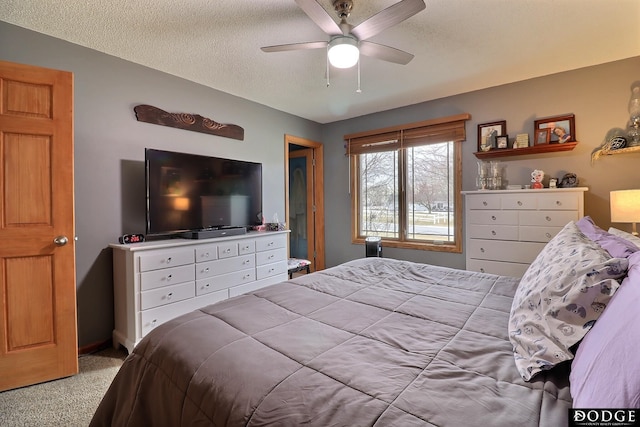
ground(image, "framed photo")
xmin=477 ymin=120 xmax=506 ymax=152
xmin=534 ymin=114 xmax=575 ymax=144
xmin=535 ymin=128 xmax=550 ymax=145
xmin=496 ymin=135 xmax=509 ymax=149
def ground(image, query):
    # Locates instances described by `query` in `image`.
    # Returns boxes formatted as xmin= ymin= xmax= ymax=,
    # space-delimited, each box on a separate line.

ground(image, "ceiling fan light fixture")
xmin=328 ymin=36 xmax=359 ymax=68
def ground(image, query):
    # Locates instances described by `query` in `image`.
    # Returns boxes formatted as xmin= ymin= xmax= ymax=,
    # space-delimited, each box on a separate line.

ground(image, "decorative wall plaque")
xmin=134 ymin=104 xmax=244 ymax=141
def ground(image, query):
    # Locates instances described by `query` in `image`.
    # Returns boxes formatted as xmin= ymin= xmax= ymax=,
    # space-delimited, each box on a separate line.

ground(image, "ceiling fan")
xmin=261 ymin=0 xmax=426 ymax=69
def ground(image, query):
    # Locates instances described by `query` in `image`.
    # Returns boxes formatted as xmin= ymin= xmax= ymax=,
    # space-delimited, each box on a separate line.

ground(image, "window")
xmin=346 ymin=114 xmax=470 ymax=253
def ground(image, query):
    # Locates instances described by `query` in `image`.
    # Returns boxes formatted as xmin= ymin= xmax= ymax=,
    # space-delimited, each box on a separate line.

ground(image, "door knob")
xmin=54 ymin=236 xmax=69 ymax=246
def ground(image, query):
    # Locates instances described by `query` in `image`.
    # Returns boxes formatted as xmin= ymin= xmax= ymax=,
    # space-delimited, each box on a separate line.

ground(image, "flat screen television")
xmin=145 ymin=148 xmax=263 ymax=236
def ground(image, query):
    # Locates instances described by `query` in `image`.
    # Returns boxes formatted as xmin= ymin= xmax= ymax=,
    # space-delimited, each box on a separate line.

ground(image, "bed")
xmin=91 ymin=219 xmax=640 ymax=426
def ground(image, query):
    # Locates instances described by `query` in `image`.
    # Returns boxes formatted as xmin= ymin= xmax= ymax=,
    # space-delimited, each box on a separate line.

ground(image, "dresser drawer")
xmin=196 ymin=254 xmax=255 ymax=279
xmin=466 ymin=259 xmax=529 ymax=278
xmin=141 ymin=299 xmax=190 ymax=337
xmin=501 ymin=194 xmax=537 ymax=210
xmin=467 ymin=239 xmax=546 ymax=264
xmin=470 ymin=210 xmax=518 ymax=225
xmin=140 ymin=296 xmax=219 ymax=337
xmin=140 ymin=264 xmax=195 ymax=291
xmin=467 ymin=225 xmax=518 ymax=241
xmin=537 ymin=193 xmax=580 ymax=210
xmin=466 ymin=195 xmax=501 ymax=210
xmin=195 ymin=244 xmax=219 ymax=263
xmin=255 ymin=234 xmax=287 ymax=252
xmin=256 ymin=247 xmax=287 ymax=266
xmin=139 ymin=248 xmax=194 ymax=272
xmin=518 ymin=210 xmax=578 ymax=226
xmin=519 ymin=225 xmax=564 ymax=242
xmin=239 ymin=240 xmax=256 ymax=255
xmin=196 ymin=269 xmax=255 ymax=295
xmin=256 ymin=260 xmax=288 ymax=280
xmin=140 ymin=281 xmax=195 ymax=310
xmin=217 ymin=241 xmax=239 ymax=259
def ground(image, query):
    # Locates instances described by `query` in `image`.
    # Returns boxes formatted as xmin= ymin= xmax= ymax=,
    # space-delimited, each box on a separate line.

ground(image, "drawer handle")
xmin=224 ymin=248 xmax=231 ymax=253
xmin=203 ymin=267 xmax=209 ymax=273
xmin=244 ymin=274 xmax=251 ymax=279
xmin=243 ymin=259 xmax=250 ymax=264
xmin=268 ymin=241 xmax=274 ymax=246
xmin=269 ymin=255 xmax=274 ymax=259
xmin=151 ymin=319 xmax=157 ymax=328
xmin=167 ymin=292 xmax=173 ymax=300
xmin=482 ymin=201 xmax=488 ymax=206
xmin=204 ymin=252 xmax=210 ymax=258
xmin=205 ymin=283 xmax=210 ymax=288
xmin=167 ymin=274 xmax=172 ymax=281
xmin=517 ymin=201 xmax=522 ymax=206
xmin=166 ymin=257 xmax=172 ymax=264
xmin=491 ymin=215 xmax=496 ymax=221
xmin=480 ymin=268 xmax=485 ymax=273
xmin=546 ymin=216 xmax=552 ymax=221
xmin=491 ymin=230 xmax=496 ymax=236
xmin=556 ymin=200 xmax=562 ymax=206
xmin=546 ymin=232 xmax=552 ymax=238
xmin=480 ymin=247 xmax=485 ymax=253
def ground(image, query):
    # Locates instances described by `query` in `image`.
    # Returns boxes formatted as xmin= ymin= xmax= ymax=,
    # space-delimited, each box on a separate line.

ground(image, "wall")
xmin=323 ymin=56 xmax=640 ymax=269
xmin=0 ymin=21 xmax=323 ymax=348
xmin=3 ymin=19 xmax=639 ymax=348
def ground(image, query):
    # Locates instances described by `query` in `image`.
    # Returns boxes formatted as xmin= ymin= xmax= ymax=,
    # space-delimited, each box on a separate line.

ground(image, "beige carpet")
xmin=0 ymin=347 xmax=127 ymax=427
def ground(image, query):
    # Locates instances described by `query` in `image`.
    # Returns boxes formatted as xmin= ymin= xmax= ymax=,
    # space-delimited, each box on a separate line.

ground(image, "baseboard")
xmin=78 ymin=338 xmax=112 ymax=355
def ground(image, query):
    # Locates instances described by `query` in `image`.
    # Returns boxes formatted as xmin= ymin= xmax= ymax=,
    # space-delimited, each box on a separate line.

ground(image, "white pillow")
xmin=509 ymin=221 xmax=628 ymax=381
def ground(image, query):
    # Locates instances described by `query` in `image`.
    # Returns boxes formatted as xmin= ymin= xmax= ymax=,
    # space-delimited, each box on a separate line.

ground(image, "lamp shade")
xmin=610 ymin=189 xmax=640 ymax=223
xmin=328 ymin=36 xmax=359 ymax=69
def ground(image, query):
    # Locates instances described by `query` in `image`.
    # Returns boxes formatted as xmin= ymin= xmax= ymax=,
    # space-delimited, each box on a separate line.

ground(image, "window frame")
xmin=346 ymin=114 xmax=470 ymax=253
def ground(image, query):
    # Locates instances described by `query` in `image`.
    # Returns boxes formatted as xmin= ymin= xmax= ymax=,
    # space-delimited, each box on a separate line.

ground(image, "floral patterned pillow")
xmin=508 ymin=221 xmax=628 ymax=381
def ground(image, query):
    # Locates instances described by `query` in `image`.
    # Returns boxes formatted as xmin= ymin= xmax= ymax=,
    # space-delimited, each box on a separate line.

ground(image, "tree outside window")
xmin=346 ymin=114 xmax=469 ymax=253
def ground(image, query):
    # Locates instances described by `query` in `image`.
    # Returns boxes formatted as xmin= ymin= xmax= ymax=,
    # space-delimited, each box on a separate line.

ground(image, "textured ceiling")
xmin=2 ymin=0 xmax=639 ymax=124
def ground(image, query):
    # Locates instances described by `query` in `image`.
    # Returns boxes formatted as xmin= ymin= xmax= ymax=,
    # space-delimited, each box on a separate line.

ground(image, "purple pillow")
xmin=576 ymin=216 xmax=639 ymax=258
xmin=570 ymin=250 xmax=640 ymax=408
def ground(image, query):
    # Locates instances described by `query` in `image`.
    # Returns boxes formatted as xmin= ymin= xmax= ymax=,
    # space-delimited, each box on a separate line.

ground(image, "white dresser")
xmin=462 ymin=188 xmax=587 ymax=277
xmin=110 ymin=230 xmax=289 ymax=353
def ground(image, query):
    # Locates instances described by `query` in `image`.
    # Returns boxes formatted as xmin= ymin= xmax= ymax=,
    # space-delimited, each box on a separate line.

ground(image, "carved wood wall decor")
xmin=134 ymin=104 xmax=244 ymax=141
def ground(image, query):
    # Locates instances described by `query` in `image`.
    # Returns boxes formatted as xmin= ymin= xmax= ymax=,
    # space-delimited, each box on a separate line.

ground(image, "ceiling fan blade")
xmin=295 ymin=0 xmax=342 ymax=36
xmin=351 ymin=0 xmax=426 ymax=41
xmin=359 ymin=41 xmax=414 ymax=65
xmin=261 ymin=41 xmax=328 ymax=53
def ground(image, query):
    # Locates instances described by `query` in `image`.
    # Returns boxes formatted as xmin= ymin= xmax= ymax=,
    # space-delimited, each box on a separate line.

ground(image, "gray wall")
xmin=3 ymin=20 xmax=640 ymax=348
xmin=322 ymin=56 xmax=640 ymax=269
xmin=0 ymin=21 xmax=322 ymax=348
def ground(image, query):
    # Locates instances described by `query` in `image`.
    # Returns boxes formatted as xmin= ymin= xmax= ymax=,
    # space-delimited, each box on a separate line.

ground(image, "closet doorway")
xmin=285 ymin=134 xmax=325 ymax=272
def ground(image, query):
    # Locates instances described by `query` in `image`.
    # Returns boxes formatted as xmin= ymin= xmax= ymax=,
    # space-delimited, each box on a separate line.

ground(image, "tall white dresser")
xmin=110 ymin=230 xmax=289 ymax=353
xmin=463 ymin=188 xmax=587 ymax=277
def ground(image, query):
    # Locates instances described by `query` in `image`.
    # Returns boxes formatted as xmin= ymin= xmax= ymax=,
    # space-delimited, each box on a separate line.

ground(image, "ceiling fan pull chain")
xmin=356 ymin=59 xmax=361 ymax=93
xmin=326 ymin=46 xmax=331 ymax=87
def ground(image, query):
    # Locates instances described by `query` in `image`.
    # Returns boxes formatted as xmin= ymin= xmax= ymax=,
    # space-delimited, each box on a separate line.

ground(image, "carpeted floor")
xmin=0 ymin=347 xmax=127 ymax=427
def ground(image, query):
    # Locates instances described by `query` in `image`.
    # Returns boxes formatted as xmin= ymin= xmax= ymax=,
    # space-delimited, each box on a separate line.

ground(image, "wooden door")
xmin=0 ymin=60 xmax=77 ymax=391
xmin=285 ymin=134 xmax=325 ymax=271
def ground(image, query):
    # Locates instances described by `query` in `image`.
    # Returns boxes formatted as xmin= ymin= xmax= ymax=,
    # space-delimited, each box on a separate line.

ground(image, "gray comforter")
xmin=91 ymin=258 xmax=571 ymax=426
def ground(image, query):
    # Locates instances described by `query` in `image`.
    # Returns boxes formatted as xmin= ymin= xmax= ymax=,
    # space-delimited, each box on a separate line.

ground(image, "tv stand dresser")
xmin=110 ymin=230 xmax=289 ymax=353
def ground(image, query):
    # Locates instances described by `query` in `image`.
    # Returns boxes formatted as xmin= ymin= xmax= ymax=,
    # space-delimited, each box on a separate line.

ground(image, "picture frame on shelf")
xmin=534 ymin=114 xmax=575 ymax=143
xmin=477 ymin=120 xmax=506 ymax=152
xmin=535 ymin=128 xmax=551 ymax=145
xmin=496 ymin=135 xmax=509 ymax=149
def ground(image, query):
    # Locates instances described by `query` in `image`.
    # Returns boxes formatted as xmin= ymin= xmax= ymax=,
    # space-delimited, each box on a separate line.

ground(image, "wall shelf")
xmin=591 ymin=144 xmax=640 ymax=162
xmin=474 ymin=142 xmax=578 ymax=159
